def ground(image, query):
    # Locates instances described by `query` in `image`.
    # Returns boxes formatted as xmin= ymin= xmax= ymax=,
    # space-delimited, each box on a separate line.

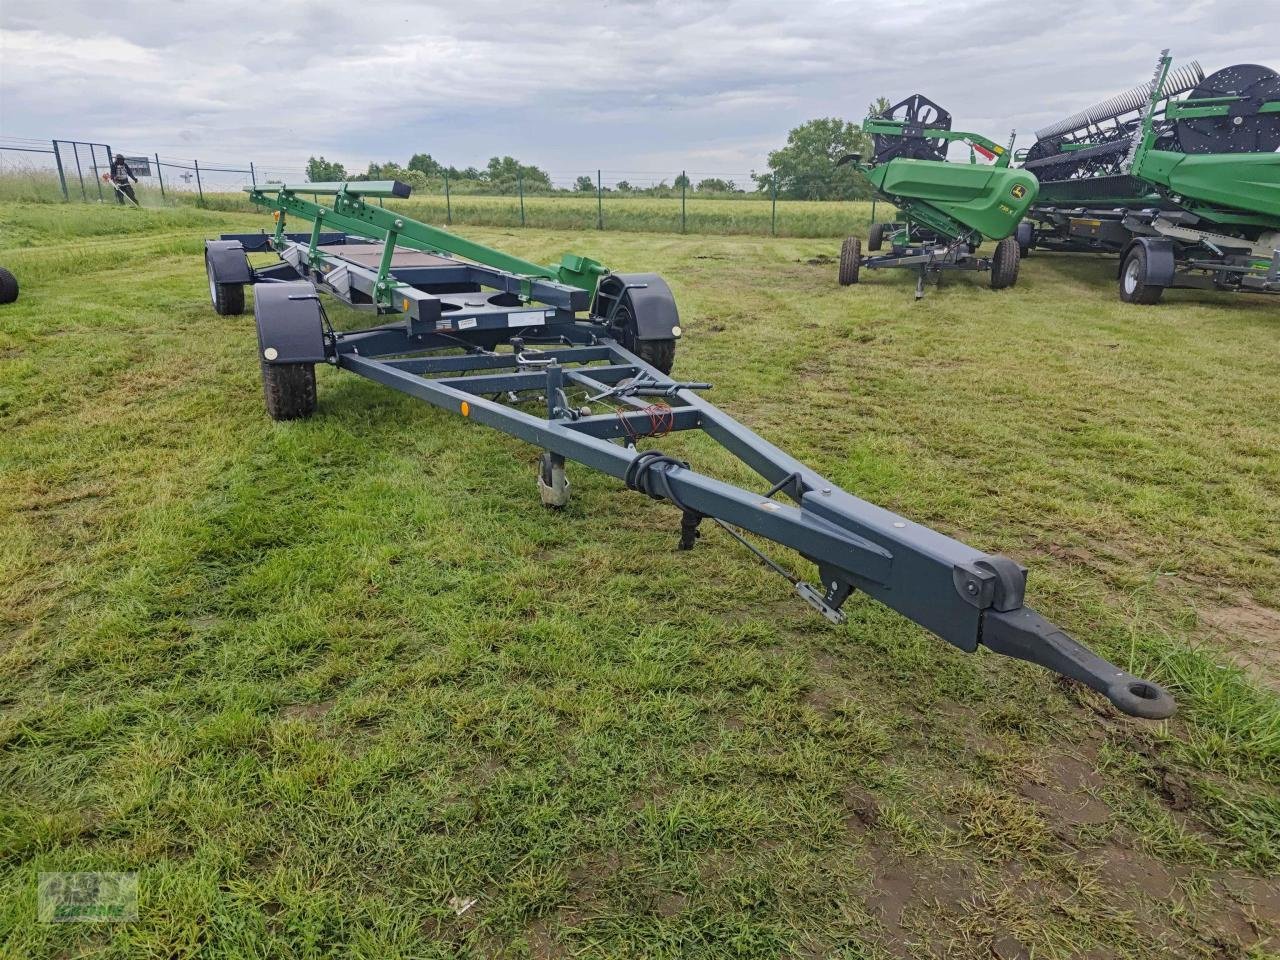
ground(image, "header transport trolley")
xmin=203 ymin=179 xmax=1174 ymax=719
xmin=837 ymin=94 xmax=1039 ymax=299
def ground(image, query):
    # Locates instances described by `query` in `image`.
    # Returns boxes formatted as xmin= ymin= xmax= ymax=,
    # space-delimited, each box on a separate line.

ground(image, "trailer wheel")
xmin=989 ymin=237 xmax=1020 ymax=290
xmin=261 ymin=362 xmax=316 ymax=421
xmin=207 ymin=255 xmax=245 ymax=316
xmin=1015 ymin=222 xmax=1034 ymax=258
xmin=868 ymin=223 xmax=886 ymax=252
xmin=838 ymin=237 xmax=861 ymax=285
xmin=598 ymin=282 xmax=677 ymax=374
xmin=0 ymin=267 xmax=18 ymax=304
xmin=1119 ymin=247 xmax=1165 ymax=305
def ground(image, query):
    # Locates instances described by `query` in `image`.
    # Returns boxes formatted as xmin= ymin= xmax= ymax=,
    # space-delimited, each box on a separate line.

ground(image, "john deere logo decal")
xmin=1011 ymin=183 xmax=1027 ymax=200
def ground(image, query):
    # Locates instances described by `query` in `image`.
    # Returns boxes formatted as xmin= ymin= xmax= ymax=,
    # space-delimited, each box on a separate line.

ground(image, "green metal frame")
xmin=861 ymin=119 xmax=1014 ymax=167
xmin=1127 ymin=56 xmax=1280 ymax=230
xmin=246 ymin=181 xmax=609 ymax=308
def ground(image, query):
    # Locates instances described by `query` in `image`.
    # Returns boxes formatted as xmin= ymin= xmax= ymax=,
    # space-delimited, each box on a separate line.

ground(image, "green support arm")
xmin=862 ymin=119 xmax=1013 ymax=167
xmin=243 ymin=181 xmax=609 ymax=292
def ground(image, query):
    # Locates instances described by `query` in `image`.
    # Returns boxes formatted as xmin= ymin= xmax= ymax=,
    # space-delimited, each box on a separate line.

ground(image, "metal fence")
xmin=0 ymin=137 xmax=305 ymax=203
xmin=0 ymin=137 xmax=882 ymax=238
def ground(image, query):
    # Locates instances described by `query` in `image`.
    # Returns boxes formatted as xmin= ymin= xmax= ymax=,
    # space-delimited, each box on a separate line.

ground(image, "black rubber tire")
xmin=597 ymin=284 xmax=677 ymax=375
xmin=838 ymin=237 xmax=861 ymax=285
xmin=1015 ymin=222 xmax=1034 ymax=258
xmin=868 ymin=222 xmax=886 ymax=252
xmin=989 ymin=236 xmax=1021 ymax=290
xmin=635 ymin=339 xmax=676 ymax=374
xmin=1119 ymin=247 xmax=1165 ymax=305
xmin=0 ymin=266 xmax=18 ymax=304
xmin=261 ymin=362 xmax=316 ymax=421
xmin=207 ymin=254 xmax=245 ymax=316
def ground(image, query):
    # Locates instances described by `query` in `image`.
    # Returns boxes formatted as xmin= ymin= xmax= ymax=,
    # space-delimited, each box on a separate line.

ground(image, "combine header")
xmin=1021 ymin=52 xmax=1280 ymax=302
xmin=202 ymin=179 xmax=1175 ymax=719
xmin=837 ymin=95 xmax=1038 ymax=298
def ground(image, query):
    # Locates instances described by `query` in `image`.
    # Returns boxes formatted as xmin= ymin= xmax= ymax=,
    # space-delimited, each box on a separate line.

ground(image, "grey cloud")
xmin=0 ymin=1 xmax=1275 ymax=176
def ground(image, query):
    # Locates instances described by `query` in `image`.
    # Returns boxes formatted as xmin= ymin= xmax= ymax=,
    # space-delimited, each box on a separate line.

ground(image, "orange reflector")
xmin=272 ymin=211 xmax=281 ymax=221
xmin=460 ymin=401 xmax=470 ymax=417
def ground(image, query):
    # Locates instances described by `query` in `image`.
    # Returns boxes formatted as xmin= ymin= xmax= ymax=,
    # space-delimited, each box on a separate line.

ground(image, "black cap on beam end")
xmin=390 ymin=180 xmax=412 ymax=198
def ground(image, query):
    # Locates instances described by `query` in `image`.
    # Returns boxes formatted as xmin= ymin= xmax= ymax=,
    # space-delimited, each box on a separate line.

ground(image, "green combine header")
xmin=1020 ymin=52 xmax=1280 ymax=302
xmin=837 ymin=94 xmax=1038 ymax=298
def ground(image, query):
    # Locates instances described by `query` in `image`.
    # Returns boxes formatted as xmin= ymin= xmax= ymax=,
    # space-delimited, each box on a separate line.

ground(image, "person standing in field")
xmin=110 ymin=154 xmax=139 ymax=205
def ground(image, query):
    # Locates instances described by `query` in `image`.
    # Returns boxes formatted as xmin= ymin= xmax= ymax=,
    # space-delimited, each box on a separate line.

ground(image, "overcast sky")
xmin=1 ymin=1 xmax=1276 ymax=183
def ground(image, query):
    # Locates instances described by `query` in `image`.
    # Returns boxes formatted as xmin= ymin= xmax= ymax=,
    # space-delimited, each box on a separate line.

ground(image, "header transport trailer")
xmin=836 ymin=94 xmax=1038 ymax=299
xmin=1019 ymin=52 xmax=1280 ymax=303
xmin=203 ymin=179 xmax=1174 ymax=719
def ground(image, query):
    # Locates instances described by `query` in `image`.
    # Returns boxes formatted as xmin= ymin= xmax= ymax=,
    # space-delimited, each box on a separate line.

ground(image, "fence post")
xmin=444 ymin=171 xmax=452 ymax=225
xmin=51 ymin=141 xmax=69 ymax=201
xmin=770 ymin=174 xmax=778 ymax=237
xmin=91 ymin=146 xmax=104 ymax=202
xmin=680 ymin=170 xmax=687 ymax=234
xmin=155 ymin=154 xmax=165 ymax=200
xmin=596 ymin=169 xmax=603 ymax=230
xmin=250 ymin=161 xmax=257 ymax=188
xmin=71 ymin=142 xmax=86 ymax=200
xmin=194 ymin=159 xmax=204 ymax=206
xmin=870 ymin=199 xmax=877 ymax=224
xmin=518 ymin=170 xmax=525 ymax=226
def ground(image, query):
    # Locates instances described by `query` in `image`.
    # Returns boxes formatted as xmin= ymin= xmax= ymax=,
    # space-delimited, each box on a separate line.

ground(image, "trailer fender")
xmin=253 ymin=281 xmax=328 ymax=364
xmin=1118 ymin=237 xmax=1176 ymax=287
xmin=594 ymin=273 xmax=681 ymax=341
xmin=204 ymin=239 xmax=253 ymax=284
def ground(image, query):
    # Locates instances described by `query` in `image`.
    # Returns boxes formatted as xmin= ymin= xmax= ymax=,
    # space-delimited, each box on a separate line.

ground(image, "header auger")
xmin=836 ymin=94 xmax=1038 ymax=298
xmin=1019 ymin=51 xmax=1280 ymax=303
xmin=202 ymin=178 xmax=1175 ymax=719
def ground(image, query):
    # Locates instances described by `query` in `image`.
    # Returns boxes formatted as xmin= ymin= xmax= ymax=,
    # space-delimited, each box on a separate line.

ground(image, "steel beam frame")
xmin=223 ymin=217 xmax=1177 ymax=718
xmin=307 ymin=313 xmax=1174 ymax=718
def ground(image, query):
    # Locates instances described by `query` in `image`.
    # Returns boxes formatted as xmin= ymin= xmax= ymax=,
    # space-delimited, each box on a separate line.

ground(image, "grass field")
xmin=1 ymin=202 xmax=1278 ymax=959
xmin=0 ymin=171 xmax=885 ymax=239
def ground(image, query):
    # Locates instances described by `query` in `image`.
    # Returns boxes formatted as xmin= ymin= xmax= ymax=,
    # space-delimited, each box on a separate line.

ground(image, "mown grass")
xmin=0 ymin=170 xmax=887 ymax=239
xmin=1 ymin=202 xmax=1278 ymax=958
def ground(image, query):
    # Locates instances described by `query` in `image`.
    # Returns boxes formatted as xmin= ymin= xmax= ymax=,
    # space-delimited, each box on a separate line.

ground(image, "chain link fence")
xmin=0 ymin=138 xmax=885 ymax=239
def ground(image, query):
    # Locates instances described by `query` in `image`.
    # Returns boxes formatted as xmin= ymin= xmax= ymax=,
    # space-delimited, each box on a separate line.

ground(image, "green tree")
xmin=484 ymin=156 xmax=552 ymax=192
xmin=306 ymin=156 xmax=346 ymax=182
xmin=695 ymin=177 xmax=735 ymax=193
xmin=615 ymin=180 xmax=633 ymax=192
xmin=753 ymin=118 xmax=872 ymax=200
xmin=673 ymin=173 xmax=690 ymax=191
xmin=407 ymin=153 xmax=443 ymax=177
xmin=867 ymin=96 xmax=893 ymax=119
xmin=574 ymin=175 xmax=595 ymax=192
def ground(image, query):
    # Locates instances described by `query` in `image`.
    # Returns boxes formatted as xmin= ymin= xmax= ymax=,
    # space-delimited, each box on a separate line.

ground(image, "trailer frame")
xmin=204 ymin=180 xmax=1176 ymax=720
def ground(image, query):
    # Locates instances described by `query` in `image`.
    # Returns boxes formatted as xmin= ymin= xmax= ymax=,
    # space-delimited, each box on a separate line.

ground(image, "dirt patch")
xmin=1019 ymin=754 xmax=1113 ymax=829
xmin=1092 ymin=843 xmax=1182 ymax=900
xmin=523 ymin=919 xmax=565 ymax=959
xmin=281 ymin=699 xmax=334 ymax=721
xmin=1199 ymin=595 xmax=1280 ymax=691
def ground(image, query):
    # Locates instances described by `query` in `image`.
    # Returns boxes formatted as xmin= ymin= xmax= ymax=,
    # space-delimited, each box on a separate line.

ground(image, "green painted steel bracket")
xmin=862 ymin=119 xmax=1012 ymax=167
xmin=244 ymin=181 xmax=609 ymax=295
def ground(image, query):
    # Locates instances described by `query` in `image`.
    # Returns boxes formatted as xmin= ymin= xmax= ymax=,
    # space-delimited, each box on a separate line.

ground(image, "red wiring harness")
xmin=614 ymin=402 xmax=674 ymax=442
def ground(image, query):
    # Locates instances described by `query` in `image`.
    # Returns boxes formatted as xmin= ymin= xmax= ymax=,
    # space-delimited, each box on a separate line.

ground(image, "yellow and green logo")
xmin=1010 ymin=183 xmax=1027 ymax=200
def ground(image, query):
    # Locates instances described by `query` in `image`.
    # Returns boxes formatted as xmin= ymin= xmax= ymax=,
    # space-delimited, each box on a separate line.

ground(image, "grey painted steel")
xmin=592 ymin=274 xmax=681 ymax=341
xmin=204 ymin=240 xmax=253 ymax=284
xmin=254 ymin=281 xmax=328 ymax=363
xmin=1120 ymin=237 xmax=1177 ymax=286
xmin=226 ymin=230 xmax=1176 ymax=719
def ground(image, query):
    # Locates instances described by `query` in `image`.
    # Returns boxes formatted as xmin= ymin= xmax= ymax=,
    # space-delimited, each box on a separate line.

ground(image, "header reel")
xmin=1175 ymin=63 xmax=1280 ymax=155
xmin=872 ymin=94 xmax=953 ymax=163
